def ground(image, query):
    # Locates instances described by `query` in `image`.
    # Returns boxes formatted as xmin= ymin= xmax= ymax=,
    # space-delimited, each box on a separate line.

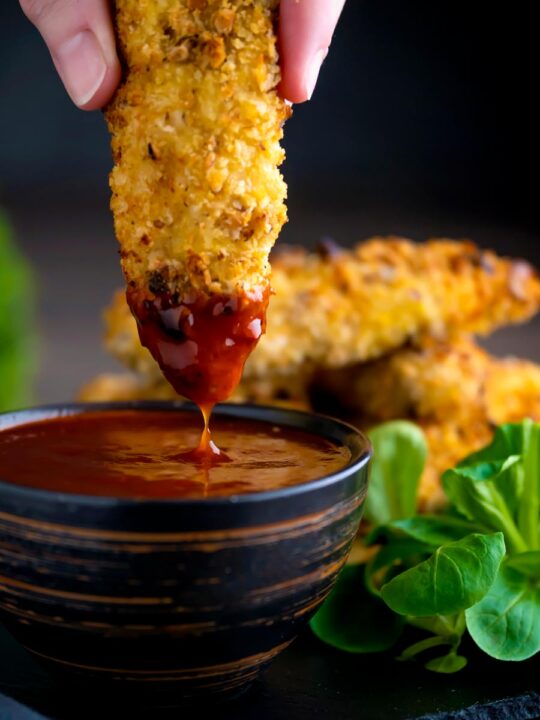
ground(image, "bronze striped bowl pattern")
xmin=0 ymin=402 xmax=371 ymax=703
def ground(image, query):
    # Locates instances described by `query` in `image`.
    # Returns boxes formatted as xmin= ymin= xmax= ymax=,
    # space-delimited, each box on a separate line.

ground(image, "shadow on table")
xmin=1 ymin=626 xmax=539 ymax=720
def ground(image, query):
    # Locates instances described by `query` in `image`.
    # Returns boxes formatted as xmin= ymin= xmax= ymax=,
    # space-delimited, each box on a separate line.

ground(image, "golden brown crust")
xmin=314 ymin=336 xmax=491 ymax=425
xmin=248 ymin=237 xmax=540 ymax=378
xmin=78 ymin=373 xmax=176 ymax=403
xmin=319 ymin=337 xmax=540 ymax=510
xmin=106 ymin=0 xmax=288 ymax=302
xmin=317 ymin=336 xmax=540 ymax=428
xmin=484 ymin=357 xmax=540 ymax=424
xmin=102 ymin=237 xmax=540 ymax=388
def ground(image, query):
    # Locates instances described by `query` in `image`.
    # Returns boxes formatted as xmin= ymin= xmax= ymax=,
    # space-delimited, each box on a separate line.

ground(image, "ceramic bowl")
xmin=0 ymin=402 xmax=371 ymax=703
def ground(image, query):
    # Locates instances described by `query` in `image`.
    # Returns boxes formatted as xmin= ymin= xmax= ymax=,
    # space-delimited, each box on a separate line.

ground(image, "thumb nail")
xmin=53 ymin=30 xmax=107 ymax=108
xmin=305 ymin=48 xmax=329 ymax=101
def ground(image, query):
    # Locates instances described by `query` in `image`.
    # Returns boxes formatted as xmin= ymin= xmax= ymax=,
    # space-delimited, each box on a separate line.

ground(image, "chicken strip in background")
xmin=314 ymin=336 xmax=498 ymax=425
xmin=106 ymin=0 xmax=289 ymax=406
xmin=314 ymin=337 xmax=540 ymax=510
xmin=93 ymin=238 xmax=540 ymax=391
xmin=245 ymin=237 xmax=540 ymax=380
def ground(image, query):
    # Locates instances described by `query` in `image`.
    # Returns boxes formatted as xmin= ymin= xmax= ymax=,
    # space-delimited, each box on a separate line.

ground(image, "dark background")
xmin=0 ymin=0 xmax=539 ymax=402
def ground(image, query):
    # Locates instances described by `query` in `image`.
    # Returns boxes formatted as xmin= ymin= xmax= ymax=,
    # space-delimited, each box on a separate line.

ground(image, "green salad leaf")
xmin=401 ymin=613 xmax=468 ymax=671
xmin=381 ymin=532 xmax=506 ymax=617
xmin=365 ymin=421 xmax=427 ymax=525
xmin=466 ymin=560 xmax=540 ymax=661
xmin=368 ymin=515 xmax=483 ymax=548
xmin=365 ymin=537 xmax=431 ymax=597
xmin=506 ymin=550 xmax=540 ymax=578
xmin=310 ymin=565 xmax=404 ymax=653
xmin=443 ymin=421 xmax=540 ymax=553
xmin=311 ymin=418 xmax=540 ymax=673
xmin=425 ymin=652 xmax=467 ymax=673
xmin=0 ymin=213 xmax=35 ymax=410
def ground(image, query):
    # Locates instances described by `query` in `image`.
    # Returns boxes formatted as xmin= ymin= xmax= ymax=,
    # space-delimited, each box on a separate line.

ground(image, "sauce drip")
xmin=197 ymin=403 xmax=220 ymax=456
xmin=177 ymin=404 xmax=231 ymax=496
xmin=127 ymin=287 xmax=269 ymax=455
xmin=0 ymin=410 xmax=351 ymax=500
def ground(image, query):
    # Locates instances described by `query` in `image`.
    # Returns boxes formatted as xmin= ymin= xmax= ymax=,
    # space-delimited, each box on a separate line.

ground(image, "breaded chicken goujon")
xmin=314 ymin=337 xmax=540 ymax=510
xmin=244 ymin=238 xmax=540 ymax=381
xmin=94 ymin=238 xmax=540 ymax=394
xmin=106 ymin=0 xmax=289 ymax=406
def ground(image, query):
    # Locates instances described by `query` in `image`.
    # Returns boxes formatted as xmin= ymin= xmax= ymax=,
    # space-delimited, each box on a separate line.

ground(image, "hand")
xmin=19 ymin=0 xmax=346 ymax=110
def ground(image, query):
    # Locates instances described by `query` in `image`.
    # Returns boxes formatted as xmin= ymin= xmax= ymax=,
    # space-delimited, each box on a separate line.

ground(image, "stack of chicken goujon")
xmin=82 ymin=236 xmax=540 ymax=512
xmin=89 ymin=1 xmax=540 ymax=513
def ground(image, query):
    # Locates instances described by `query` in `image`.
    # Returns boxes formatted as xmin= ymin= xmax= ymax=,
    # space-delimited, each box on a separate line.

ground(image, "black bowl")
xmin=0 ymin=402 xmax=370 ymax=704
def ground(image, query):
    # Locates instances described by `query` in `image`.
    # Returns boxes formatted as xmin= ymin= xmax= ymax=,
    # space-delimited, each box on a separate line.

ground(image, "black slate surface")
xmin=1 ymin=626 xmax=538 ymax=720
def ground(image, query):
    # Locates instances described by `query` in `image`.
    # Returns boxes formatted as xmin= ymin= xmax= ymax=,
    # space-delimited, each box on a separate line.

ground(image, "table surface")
xmin=1 ymin=626 xmax=539 ymax=720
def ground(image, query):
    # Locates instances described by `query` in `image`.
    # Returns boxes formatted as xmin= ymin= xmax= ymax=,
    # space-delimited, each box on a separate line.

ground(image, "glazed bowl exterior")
xmin=0 ymin=402 xmax=371 ymax=702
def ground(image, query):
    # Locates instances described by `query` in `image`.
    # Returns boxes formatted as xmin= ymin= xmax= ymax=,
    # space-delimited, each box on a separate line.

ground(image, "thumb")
xmin=20 ymin=0 xmax=121 ymax=110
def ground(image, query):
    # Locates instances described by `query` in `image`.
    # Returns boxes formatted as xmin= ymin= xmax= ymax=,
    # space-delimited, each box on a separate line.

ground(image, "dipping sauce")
xmin=127 ymin=286 xmax=270 ymax=455
xmin=0 ymin=410 xmax=351 ymax=499
xmin=127 ymin=287 xmax=269 ymax=408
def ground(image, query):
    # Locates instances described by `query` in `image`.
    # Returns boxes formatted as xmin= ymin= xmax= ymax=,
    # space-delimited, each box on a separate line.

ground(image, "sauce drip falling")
xmin=177 ymin=404 xmax=229 ymax=496
xmin=198 ymin=403 xmax=219 ymax=457
xmin=126 ymin=286 xmax=269 ymax=456
xmin=177 ymin=403 xmax=231 ymax=478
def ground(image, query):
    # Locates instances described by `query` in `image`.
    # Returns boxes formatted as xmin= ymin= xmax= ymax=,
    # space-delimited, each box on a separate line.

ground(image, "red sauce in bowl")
xmin=0 ymin=410 xmax=350 ymax=500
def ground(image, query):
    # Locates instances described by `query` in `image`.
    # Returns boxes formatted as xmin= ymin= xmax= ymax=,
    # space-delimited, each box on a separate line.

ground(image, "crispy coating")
xmin=101 ymin=237 xmax=540 ymax=388
xmin=314 ymin=336 xmax=492 ymax=425
xmin=418 ymin=421 xmax=494 ymax=511
xmin=106 ymin=0 xmax=288 ymax=299
xmin=485 ymin=357 xmax=540 ymax=424
xmin=246 ymin=237 xmax=540 ymax=378
xmin=316 ymin=336 xmax=540 ymax=427
xmin=317 ymin=337 xmax=540 ymax=510
xmin=78 ymin=373 xmax=176 ymax=403
xmin=106 ymin=0 xmax=289 ymax=405
xmin=103 ymin=291 xmax=158 ymax=378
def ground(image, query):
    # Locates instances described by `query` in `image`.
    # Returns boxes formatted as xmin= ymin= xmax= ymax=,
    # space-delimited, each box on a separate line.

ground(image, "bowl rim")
xmin=0 ymin=401 xmax=371 ymax=507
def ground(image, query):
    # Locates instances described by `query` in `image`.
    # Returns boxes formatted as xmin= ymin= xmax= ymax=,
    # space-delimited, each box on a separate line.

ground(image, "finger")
xmin=279 ymin=0 xmax=346 ymax=103
xmin=20 ymin=0 xmax=121 ymax=110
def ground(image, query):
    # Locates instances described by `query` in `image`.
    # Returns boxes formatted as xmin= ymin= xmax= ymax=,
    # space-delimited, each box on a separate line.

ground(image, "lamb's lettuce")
xmin=0 ymin=213 xmax=35 ymax=410
xmin=380 ymin=532 xmax=505 ymax=617
xmin=310 ymin=565 xmax=404 ymax=653
xmin=466 ymin=560 xmax=540 ymax=661
xmin=310 ymin=419 xmax=540 ymax=672
xmin=364 ymin=421 xmax=427 ymax=525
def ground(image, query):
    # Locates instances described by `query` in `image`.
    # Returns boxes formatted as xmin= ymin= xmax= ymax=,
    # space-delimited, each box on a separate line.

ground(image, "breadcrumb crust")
xmin=99 ymin=237 xmax=540 ymax=385
xmin=106 ymin=0 xmax=289 ymax=300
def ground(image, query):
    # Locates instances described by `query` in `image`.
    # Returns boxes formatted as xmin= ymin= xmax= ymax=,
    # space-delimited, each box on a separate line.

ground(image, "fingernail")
xmin=54 ymin=30 xmax=107 ymax=107
xmin=305 ymin=48 xmax=329 ymax=101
